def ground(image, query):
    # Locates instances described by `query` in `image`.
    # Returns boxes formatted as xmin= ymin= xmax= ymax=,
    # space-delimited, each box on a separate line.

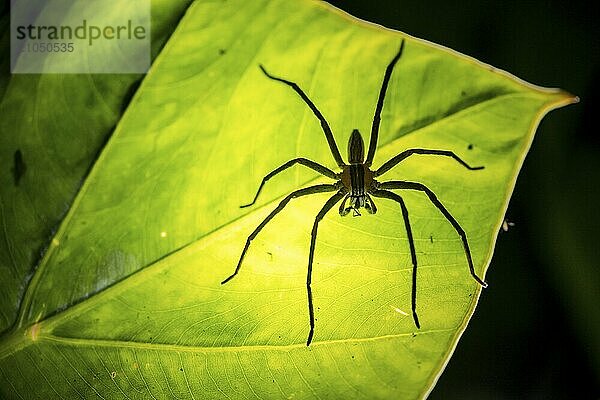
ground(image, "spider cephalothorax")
xmin=222 ymin=38 xmax=487 ymax=346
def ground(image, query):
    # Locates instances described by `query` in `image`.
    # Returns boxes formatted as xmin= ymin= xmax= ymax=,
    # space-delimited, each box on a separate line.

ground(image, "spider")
xmin=222 ymin=39 xmax=487 ymax=346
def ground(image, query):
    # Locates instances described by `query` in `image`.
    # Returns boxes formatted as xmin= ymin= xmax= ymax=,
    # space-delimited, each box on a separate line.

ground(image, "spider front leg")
xmin=241 ymin=158 xmax=338 ymax=208
xmin=371 ymin=190 xmax=421 ymax=329
xmin=365 ymin=39 xmax=405 ymax=166
xmin=222 ymin=183 xmax=339 ymax=284
xmin=306 ymin=190 xmax=346 ymax=346
xmin=380 ymin=180 xmax=488 ymax=287
xmin=375 ymin=149 xmax=484 ymax=177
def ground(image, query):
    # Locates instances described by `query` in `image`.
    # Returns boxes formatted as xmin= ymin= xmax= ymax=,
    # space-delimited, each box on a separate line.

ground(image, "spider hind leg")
xmin=259 ymin=65 xmax=345 ymax=167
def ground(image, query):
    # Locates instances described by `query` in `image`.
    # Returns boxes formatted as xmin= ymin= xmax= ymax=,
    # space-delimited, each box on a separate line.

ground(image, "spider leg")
xmin=259 ymin=65 xmax=345 ymax=167
xmin=365 ymin=39 xmax=406 ymax=166
xmin=306 ymin=190 xmax=346 ymax=346
xmin=375 ymin=149 xmax=484 ymax=177
xmin=371 ymin=190 xmax=421 ymax=329
xmin=241 ymin=158 xmax=338 ymax=208
xmin=221 ymin=183 xmax=339 ymax=285
xmin=380 ymin=180 xmax=488 ymax=287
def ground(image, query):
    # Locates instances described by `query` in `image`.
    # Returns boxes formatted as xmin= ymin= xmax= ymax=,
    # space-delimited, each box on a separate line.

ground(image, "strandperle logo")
xmin=11 ymin=0 xmax=150 ymax=73
xmin=15 ymin=19 xmax=147 ymax=46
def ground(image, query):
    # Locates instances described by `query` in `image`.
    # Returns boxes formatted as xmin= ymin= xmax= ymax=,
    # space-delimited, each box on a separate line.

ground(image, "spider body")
xmin=339 ymin=129 xmax=378 ymax=216
xmin=222 ymin=39 xmax=487 ymax=346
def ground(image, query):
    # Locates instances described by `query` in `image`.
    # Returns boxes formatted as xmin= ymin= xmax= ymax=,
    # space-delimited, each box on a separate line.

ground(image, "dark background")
xmin=327 ymin=0 xmax=599 ymax=398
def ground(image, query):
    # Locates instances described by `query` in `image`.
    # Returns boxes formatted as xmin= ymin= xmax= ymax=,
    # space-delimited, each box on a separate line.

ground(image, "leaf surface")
xmin=0 ymin=0 xmax=575 ymax=398
xmin=0 ymin=0 xmax=192 ymax=333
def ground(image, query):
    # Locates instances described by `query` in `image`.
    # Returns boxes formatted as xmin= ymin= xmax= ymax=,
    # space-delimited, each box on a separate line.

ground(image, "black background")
xmin=327 ymin=0 xmax=599 ymax=398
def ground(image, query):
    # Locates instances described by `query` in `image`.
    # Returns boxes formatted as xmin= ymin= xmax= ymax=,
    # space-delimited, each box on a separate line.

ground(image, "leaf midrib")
xmin=3 ymin=328 xmax=455 ymax=359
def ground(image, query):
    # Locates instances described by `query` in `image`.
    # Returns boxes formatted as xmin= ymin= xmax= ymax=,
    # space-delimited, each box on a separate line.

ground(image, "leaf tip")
xmin=555 ymin=89 xmax=580 ymax=107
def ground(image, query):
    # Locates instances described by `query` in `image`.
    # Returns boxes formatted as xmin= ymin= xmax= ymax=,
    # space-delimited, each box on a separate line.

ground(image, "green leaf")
xmin=0 ymin=0 xmax=192 ymax=334
xmin=0 ymin=0 xmax=575 ymax=398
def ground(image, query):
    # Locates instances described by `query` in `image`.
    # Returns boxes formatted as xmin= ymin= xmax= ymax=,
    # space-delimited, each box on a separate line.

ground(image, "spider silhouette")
xmin=222 ymin=39 xmax=487 ymax=346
